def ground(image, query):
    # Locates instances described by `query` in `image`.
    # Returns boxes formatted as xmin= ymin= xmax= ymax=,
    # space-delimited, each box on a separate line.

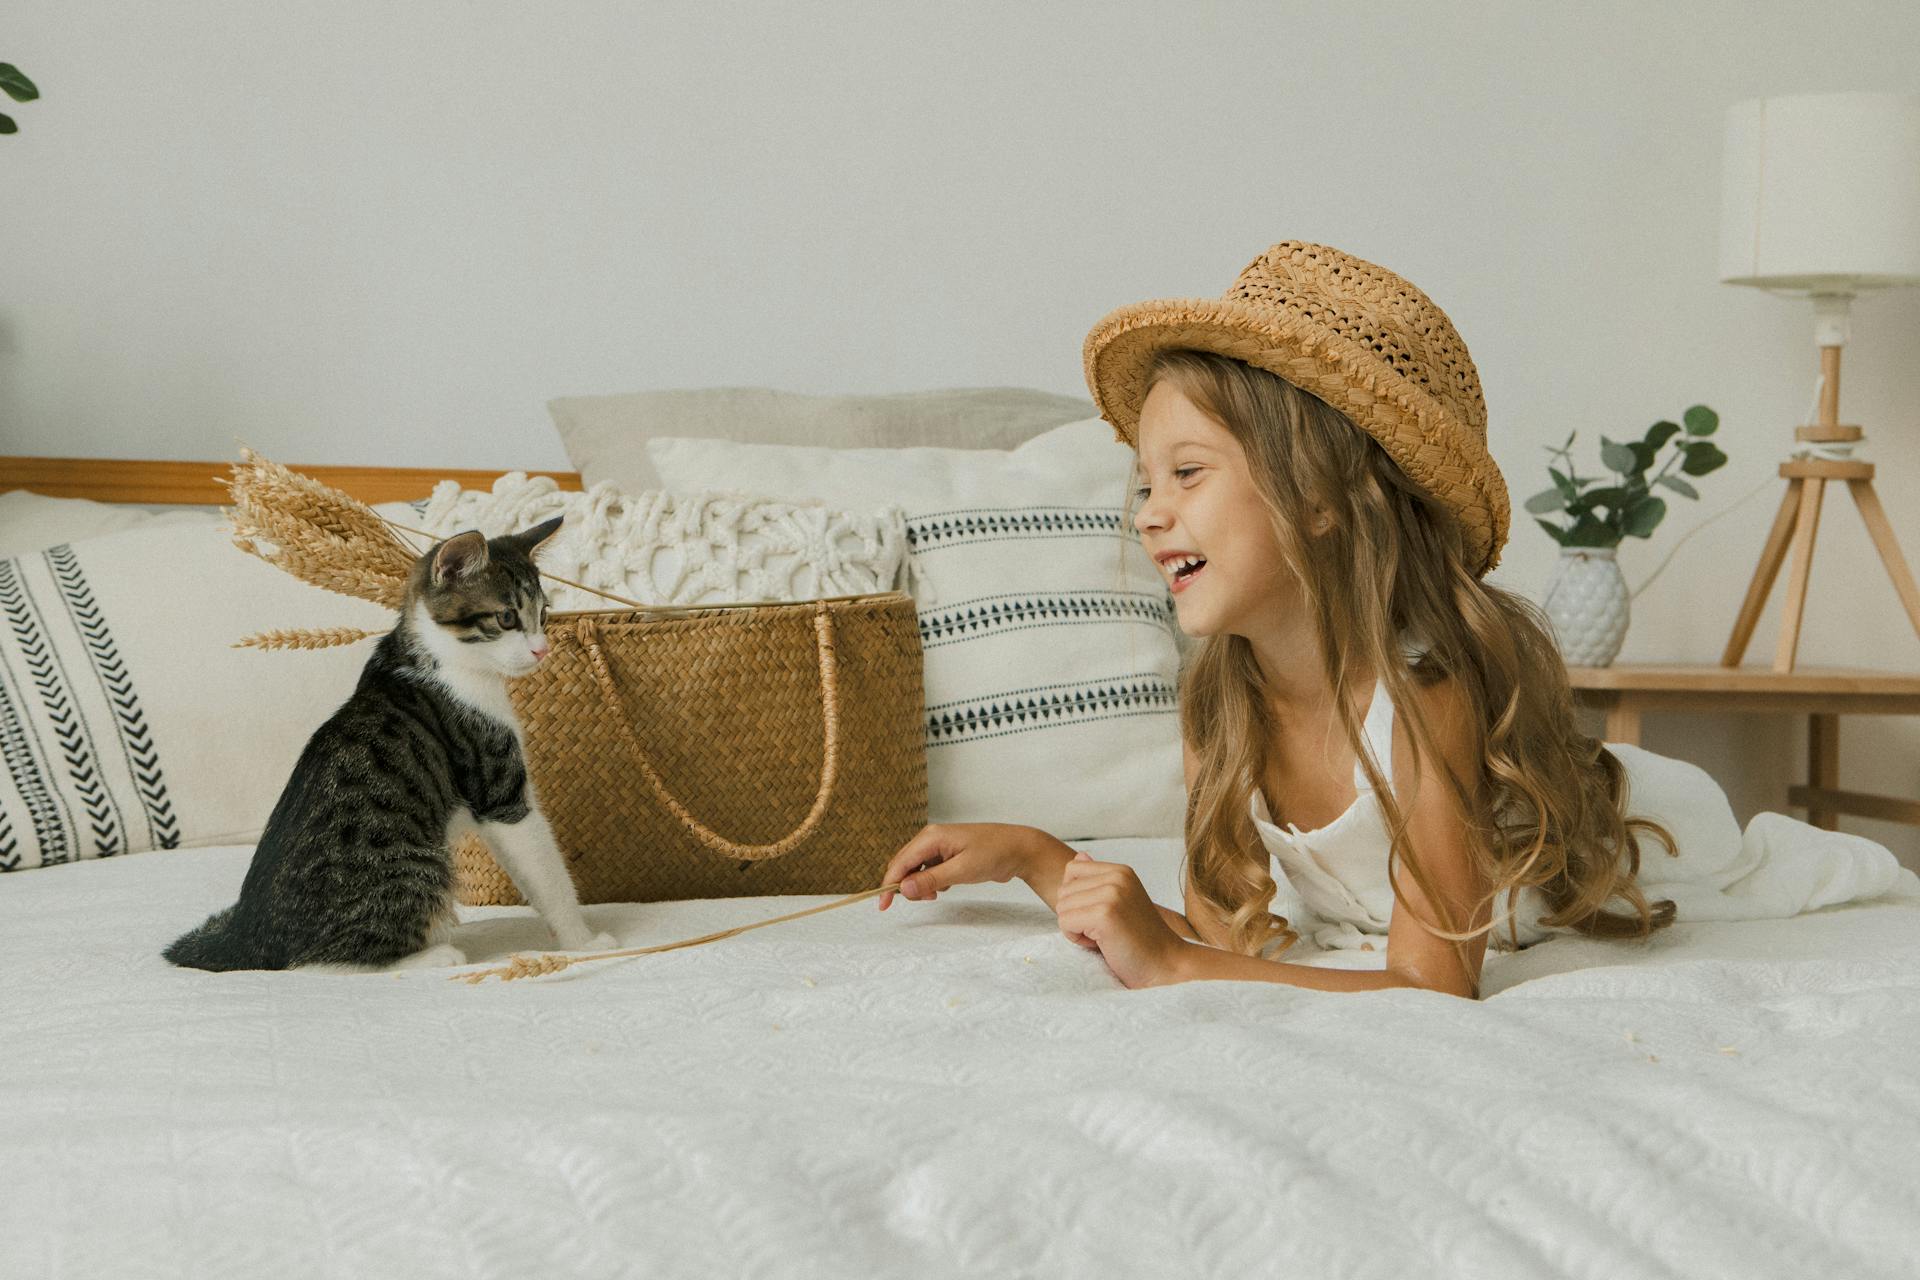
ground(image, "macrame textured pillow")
xmin=411 ymin=474 xmax=908 ymax=609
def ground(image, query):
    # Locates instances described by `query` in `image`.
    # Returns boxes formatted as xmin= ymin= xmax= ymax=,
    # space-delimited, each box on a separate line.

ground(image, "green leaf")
xmin=1549 ymin=467 xmax=1578 ymax=501
xmin=1599 ymin=436 xmax=1640 ymax=475
xmin=0 ymin=64 xmax=37 ymax=104
xmin=1683 ymin=404 xmax=1719 ymax=436
xmin=1644 ymin=420 xmax=1681 ymax=450
xmin=1563 ymin=513 xmax=1615 ymax=548
xmin=1533 ymin=518 xmax=1568 ymax=546
xmin=0 ymin=111 xmax=14 ymax=135
xmin=1622 ymin=496 xmax=1667 ymax=538
xmin=1524 ymin=488 xmax=1567 ymax=514
xmin=1680 ymin=441 xmax=1728 ymax=476
xmin=1656 ymin=474 xmax=1699 ymax=500
xmin=1583 ymin=485 xmax=1629 ymax=509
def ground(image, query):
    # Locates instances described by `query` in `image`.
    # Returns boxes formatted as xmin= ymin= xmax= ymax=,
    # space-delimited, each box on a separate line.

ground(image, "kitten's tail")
xmin=163 ymin=907 xmax=254 ymax=971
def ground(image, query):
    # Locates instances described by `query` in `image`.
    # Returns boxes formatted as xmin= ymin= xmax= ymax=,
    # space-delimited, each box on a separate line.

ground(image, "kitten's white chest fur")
xmin=404 ymin=600 xmax=613 ymax=957
xmin=408 ymin=601 xmax=523 ymax=738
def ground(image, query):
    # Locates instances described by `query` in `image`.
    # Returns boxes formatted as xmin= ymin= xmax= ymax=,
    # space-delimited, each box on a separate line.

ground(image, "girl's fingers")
xmin=1056 ymin=904 xmax=1101 ymax=948
xmin=878 ymin=831 xmax=952 ymax=909
xmin=879 ymin=853 xmax=958 ymax=909
xmin=1059 ymin=861 xmax=1124 ymax=893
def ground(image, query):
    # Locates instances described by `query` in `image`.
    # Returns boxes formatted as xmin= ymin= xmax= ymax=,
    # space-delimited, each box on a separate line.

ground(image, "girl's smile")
xmin=1158 ymin=550 xmax=1208 ymax=593
xmin=1132 ymin=379 xmax=1297 ymax=638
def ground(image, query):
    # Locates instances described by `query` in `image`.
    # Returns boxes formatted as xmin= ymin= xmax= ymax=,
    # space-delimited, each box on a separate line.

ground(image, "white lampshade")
xmin=1719 ymin=90 xmax=1920 ymax=291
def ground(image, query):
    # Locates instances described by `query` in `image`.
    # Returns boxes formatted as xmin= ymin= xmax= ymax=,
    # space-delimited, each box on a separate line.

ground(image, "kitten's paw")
xmin=559 ymin=930 xmax=618 ymax=953
xmin=392 ymin=943 xmax=469 ymax=970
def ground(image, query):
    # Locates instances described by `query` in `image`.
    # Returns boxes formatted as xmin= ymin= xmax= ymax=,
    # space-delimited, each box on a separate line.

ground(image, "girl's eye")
xmin=497 ymin=609 xmax=520 ymax=630
xmin=1135 ymin=467 xmax=1201 ymax=501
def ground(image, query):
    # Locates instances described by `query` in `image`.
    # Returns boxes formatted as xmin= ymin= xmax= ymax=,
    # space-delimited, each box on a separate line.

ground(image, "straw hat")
xmin=1082 ymin=241 xmax=1510 ymax=577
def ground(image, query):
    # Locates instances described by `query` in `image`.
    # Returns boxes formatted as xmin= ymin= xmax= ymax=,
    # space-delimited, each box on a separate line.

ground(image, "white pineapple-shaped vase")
xmin=1542 ymin=546 xmax=1629 ymax=667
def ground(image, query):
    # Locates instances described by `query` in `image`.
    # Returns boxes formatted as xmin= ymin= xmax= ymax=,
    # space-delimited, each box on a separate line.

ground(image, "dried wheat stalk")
xmin=225 ymin=447 xmax=419 ymax=608
xmin=233 ymin=627 xmax=388 ymax=651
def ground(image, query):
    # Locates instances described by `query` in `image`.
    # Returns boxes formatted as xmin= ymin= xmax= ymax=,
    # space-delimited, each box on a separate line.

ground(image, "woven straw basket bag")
xmin=453 ymin=591 xmax=928 ymax=906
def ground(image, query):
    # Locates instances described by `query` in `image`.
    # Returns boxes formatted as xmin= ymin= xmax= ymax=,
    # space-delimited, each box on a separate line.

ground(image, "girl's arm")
xmin=1171 ymin=947 xmax=1440 ymax=991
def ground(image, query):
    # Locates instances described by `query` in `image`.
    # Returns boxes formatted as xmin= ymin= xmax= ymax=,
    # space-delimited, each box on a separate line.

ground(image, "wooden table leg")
xmin=1603 ymin=697 xmax=1642 ymax=746
xmin=1807 ymin=713 xmax=1840 ymax=831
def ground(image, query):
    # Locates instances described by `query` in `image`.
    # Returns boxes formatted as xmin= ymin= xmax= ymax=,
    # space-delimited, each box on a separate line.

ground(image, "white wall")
xmin=5 ymin=1 xmax=1918 ymax=864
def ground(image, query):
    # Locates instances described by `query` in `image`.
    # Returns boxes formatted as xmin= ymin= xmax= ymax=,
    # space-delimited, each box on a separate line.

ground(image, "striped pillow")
xmin=0 ymin=508 xmax=402 ymax=871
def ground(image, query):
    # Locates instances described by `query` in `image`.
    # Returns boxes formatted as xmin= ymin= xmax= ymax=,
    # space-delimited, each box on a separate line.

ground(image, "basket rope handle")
xmin=576 ymin=603 xmax=842 ymax=861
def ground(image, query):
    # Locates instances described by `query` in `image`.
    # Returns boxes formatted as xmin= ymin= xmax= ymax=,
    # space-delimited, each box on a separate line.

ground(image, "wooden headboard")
xmin=0 ymin=455 xmax=585 ymax=505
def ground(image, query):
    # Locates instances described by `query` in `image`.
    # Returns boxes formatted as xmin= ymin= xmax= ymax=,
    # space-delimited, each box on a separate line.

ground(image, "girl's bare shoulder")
xmin=1392 ymin=672 xmax=1479 ymax=788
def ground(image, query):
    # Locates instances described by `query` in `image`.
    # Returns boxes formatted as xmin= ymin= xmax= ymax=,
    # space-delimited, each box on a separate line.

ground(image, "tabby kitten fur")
xmin=165 ymin=516 xmax=614 ymax=972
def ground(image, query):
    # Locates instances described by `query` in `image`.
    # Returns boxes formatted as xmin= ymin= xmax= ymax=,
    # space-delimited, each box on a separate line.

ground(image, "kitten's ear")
xmin=430 ymin=530 xmax=489 ymax=585
xmin=509 ymin=515 xmax=564 ymax=557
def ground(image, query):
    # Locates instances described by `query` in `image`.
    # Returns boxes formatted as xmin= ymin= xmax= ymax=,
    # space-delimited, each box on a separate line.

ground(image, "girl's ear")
xmin=509 ymin=515 xmax=564 ymax=555
xmin=431 ymin=530 xmax=489 ymax=584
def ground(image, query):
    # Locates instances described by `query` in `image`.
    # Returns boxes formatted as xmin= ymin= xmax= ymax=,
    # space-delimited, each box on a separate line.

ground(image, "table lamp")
xmin=1717 ymin=89 xmax=1920 ymax=673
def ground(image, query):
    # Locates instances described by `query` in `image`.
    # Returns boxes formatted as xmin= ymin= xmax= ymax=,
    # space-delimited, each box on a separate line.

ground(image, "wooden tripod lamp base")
xmin=1721 ymin=344 xmax=1920 ymax=673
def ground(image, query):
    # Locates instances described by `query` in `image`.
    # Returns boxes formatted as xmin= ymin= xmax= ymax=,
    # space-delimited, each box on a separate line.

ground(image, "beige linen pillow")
xmin=548 ymin=386 xmax=1095 ymax=493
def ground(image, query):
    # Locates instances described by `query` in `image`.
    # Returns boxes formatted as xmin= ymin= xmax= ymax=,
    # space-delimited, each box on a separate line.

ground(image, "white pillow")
xmin=646 ymin=419 xmax=1184 ymax=840
xmin=0 ymin=507 xmax=417 ymax=871
xmin=405 ymin=472 xmax=908 ymax=609
xmin=0 ymin=490 xmax=210 ymax=558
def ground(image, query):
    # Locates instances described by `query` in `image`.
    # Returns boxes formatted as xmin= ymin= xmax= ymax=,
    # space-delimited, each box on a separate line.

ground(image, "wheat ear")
xmin=233 ymin=627 xmax=388 ymax=651
xmin=225 ymin=447 xmax=418 ymax=607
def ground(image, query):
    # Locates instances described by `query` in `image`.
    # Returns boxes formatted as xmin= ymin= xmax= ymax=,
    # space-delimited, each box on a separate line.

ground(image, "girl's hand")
xmin=876 ymin=823 xmax=1041 ymax=910
xmin=1056 ymin=852 xmax=1190 ymax=988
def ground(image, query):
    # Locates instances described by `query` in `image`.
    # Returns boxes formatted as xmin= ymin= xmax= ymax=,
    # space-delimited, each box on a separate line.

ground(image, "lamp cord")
xmin=1628 ymin=372 xmax=1836 ymax=602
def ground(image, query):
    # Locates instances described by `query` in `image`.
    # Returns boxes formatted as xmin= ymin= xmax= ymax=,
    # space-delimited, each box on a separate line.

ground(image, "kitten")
xmin=165 ymin=516 xmax=615 ymax=972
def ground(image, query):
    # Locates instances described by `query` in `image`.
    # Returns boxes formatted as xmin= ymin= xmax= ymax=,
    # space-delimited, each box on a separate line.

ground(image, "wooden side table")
xmin=1567 ymin=664 xmax=1920 ymax=831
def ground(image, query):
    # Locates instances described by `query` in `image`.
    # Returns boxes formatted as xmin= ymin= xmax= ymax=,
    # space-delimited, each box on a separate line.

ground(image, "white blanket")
xmin=4 ymin=842 xmax=1919 ymax=1279
xmin=1271 ymin=742 xmax=1915 ymax=954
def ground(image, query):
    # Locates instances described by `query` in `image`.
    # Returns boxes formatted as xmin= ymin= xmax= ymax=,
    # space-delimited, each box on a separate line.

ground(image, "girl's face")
xmin=1132 ymin=380 xmax=1303 ymax=638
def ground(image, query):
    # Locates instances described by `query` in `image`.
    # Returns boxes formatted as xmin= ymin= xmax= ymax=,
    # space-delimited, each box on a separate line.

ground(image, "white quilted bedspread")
xmin=4 ymin=841 xmax=1919 ymax=1279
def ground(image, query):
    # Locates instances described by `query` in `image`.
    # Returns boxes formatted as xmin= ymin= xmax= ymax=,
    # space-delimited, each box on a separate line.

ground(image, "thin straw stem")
xmin=454 ymin=880 xmax=907 ymax=983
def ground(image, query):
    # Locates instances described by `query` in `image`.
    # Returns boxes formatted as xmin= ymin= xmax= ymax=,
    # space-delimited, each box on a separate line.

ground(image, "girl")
xmin=877 ymin=241 xmax=1678 ymax=999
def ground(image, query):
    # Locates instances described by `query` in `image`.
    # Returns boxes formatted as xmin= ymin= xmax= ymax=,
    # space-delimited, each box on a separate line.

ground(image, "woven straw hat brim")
xmin=1083 ymin=295 xmax=1510 ymax=577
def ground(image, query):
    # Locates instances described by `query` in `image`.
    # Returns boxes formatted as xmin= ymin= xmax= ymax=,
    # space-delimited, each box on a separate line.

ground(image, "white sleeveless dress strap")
xmin=1352 ymin=675 xmax=1396 ymax=794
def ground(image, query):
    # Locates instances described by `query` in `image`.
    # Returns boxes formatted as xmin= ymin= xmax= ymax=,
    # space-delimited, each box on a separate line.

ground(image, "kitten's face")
xmin=414 ymin=518 xmax=562 ymax=677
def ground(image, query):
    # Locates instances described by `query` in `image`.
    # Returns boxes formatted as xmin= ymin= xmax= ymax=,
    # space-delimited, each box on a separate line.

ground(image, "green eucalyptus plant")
xmin=1 ymin=63 xmax=38 ymax=134
xmin=1526 ymin=405 xmax=1729 ymax=549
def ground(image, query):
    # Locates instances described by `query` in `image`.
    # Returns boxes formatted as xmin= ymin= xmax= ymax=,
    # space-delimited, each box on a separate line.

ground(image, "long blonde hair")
xmin=1144 ymin=349 xmax=1677 ymax=970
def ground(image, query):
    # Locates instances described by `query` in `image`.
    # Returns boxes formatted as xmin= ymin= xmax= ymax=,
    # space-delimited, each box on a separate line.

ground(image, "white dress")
xmin=1248 ymin=671 xmax=1911 ymax=957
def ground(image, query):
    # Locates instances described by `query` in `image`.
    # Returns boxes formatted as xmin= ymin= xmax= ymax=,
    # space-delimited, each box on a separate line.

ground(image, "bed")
xmin=3 ymin=454 xmax=1919 ymax=1278
xmin=5 ymin=839 xmax=1920 ymax=1278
